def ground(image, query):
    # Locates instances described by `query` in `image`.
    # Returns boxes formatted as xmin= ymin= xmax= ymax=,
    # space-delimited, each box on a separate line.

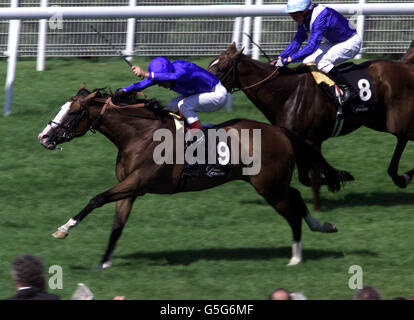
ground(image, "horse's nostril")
xmin=43 ymin=140 xmax=56 ymax=150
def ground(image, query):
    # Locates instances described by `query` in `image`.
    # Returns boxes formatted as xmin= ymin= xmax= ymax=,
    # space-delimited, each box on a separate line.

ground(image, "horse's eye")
xmin=69 ymin=110 xmax=81 ymax=116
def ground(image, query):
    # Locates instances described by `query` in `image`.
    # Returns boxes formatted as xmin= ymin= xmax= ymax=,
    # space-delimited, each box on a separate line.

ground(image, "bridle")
xmin=50 ymin=96 xmax=94 ymax=143
xmin=210 ymin=54 xmax=240 ymax=93
xmin=212 ymin=53 xmax=279 ymax=94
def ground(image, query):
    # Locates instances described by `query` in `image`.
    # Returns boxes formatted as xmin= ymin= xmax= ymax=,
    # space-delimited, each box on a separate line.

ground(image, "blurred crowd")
xmin=269 ymin=286 xmax=414 ymax=300
xmin=4 ymin=254 xmax=412 ymax=300
xmin=3 ymin=254 xmax=125 ymax=300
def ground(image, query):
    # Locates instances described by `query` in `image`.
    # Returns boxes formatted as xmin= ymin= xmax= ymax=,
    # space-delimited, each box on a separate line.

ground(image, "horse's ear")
xmin=227 ymin=42 xmax=237 ymax=53
xmin=231 ymin=47 xmax=244 ymax=59
xmin=79 ymin=83 xmax=87 ymax=90
xmin=84 ymin=90 xmax=98 ymax=102
xmin=410 ymin=40 xmax=414 ymax=49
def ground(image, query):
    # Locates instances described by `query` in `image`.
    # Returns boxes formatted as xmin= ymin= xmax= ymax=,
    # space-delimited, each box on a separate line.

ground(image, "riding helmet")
xmin=285 ymin=0 xmax=312 ymax=13
xmin=148 ymin=57 xmax=175 ymax=74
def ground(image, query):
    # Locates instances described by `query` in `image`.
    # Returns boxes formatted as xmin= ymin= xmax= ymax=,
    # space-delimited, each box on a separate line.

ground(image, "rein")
xmin=99 ymin=91 xmax=149 ymax=116
xmin=91 ymin=93 xmax=171 ymax=124
xmin=236 ymin=67 xmax=279 ymax=92
xmin=219 ymin=54 xmax=279 ymax=93
xmin=99 ymin=97 xmax=146 ymax=117
xmin=93 ymin=95 xmax=149 ymax=129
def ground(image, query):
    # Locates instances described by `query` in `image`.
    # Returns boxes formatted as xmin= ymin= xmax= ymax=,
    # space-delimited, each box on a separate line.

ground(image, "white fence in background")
xmin=1 ymin=1 xmax=414 ymax=115
xmin=1 ymin=1 xmax=414 ymax=58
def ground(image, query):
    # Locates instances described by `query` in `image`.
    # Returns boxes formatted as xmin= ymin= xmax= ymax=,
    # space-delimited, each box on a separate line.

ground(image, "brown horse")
xmin=208 ymin=43 xmax=414 ymax=210
xmin=37 ymin=87 xmax=347 ymax=268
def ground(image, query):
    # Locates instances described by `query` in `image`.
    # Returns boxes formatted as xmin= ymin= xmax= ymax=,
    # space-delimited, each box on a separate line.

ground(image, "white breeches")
xmin=167 ymin=82 xmax=228 ymax=124
xmin=303 ymin=33 xmax=362 ymax=73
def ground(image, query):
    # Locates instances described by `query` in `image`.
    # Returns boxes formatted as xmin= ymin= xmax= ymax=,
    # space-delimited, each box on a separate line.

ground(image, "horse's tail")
xmin=281 ymin=127 xmax=353 ymax=193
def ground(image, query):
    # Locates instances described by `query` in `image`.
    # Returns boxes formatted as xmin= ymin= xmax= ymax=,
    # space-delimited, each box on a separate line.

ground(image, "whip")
xmin=90 ymin=25 xmax=133 ymax=67
xmin=243 ymin=32 xmax=272 ymax=62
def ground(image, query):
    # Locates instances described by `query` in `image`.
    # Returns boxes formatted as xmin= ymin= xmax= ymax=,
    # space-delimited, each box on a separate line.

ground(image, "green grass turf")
xmin=0 ymin=56 xmax=413 ymax=300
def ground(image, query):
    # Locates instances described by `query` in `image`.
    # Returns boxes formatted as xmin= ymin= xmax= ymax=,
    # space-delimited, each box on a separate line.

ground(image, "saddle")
xmin=307 ymin=61 xmax=377 ymax=136
xmin=169 ymin=113 xmax=233 ymax=182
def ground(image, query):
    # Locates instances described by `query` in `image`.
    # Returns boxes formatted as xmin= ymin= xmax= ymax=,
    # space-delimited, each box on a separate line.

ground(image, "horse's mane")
xmin=79 ymin=87 xmax=172 ymax=119
xmin=240 ymin=53 xmax=310 ymax=76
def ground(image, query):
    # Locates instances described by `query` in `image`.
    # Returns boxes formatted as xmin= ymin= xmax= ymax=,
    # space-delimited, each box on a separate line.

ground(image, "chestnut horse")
xmin=208 ymin=43 xmax=414 ymax=210
xmin=38 ymin=87 xmax=347 ymax=268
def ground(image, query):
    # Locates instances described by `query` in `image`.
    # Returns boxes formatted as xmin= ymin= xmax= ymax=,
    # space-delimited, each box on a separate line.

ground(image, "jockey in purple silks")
xmin=272 ymin=0 xmax=362 ymax=106
xmin=117 ymin=57 xmax=228 ymax=142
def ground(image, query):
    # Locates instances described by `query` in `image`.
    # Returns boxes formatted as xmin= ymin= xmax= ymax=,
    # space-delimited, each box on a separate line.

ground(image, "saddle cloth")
xmin=307 ymin=61 xmax=376 ymax=115
xmin=169 ymin=113 xmax=232 ymax=180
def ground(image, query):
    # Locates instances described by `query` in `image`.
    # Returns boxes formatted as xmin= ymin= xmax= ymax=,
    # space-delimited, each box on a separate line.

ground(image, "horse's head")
xmin=38 ymin=85 xmax=99 ymax=150
xmin=400 ymin=40 xmax=414 ymax=64
xmin=208 ymin=42 xmax=244 ymax=91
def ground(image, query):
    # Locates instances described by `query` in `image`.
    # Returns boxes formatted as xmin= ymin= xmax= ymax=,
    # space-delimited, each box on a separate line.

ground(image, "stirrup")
xmin=186 ymin=131 xmax=205 ymax=148
xmin=338 ymin=88 xmax=358 ymax=106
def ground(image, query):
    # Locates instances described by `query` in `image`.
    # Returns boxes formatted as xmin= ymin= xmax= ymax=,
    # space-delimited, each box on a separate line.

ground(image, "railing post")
xmin=252 ymin=0 xmax=263 ymax=60
xmin=232 ymin=17 xmax=242 ymax=47
xmin=4 ymin=0 xmax=21 ymax=116
xmin=242 ymin=0 xmax=252 ymax=54
xmin=356 ymin=0 xmax=365 ymax=59
xmin=124 ymin=0 xmax=136 ymax=61
xmin=36 ymin=0 xmax=48 ymax=71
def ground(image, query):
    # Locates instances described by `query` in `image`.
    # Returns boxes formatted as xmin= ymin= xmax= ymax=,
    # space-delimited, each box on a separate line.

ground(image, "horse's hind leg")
xmin=98 ymin=196 xmax=137 ymax=269
xmin=262 ymin=187 xmax=305 ymax=266
xmin=264 ymin=187 xmax=338 ymax=266
xmin=388 ymin=137 xmax=414 ymax=188
xmin=292 ymin=185 xmax=338 ymax=234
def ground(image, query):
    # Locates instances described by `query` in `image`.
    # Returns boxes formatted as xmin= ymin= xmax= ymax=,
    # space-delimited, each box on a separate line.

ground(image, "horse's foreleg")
xmin=297 ymin=163 xmax=312 ymax=187
xmin=388 ymin=137 xmax=413 ymax=188
xmin=98 ymin=196 xmax=137 ymax=269
xmin=310 ymin=169 xmax=322 ymax=211
xmin=52 ymin=171 xmax=141 ymax=239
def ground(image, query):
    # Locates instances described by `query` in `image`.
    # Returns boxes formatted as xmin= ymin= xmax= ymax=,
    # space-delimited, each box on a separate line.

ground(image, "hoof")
xmin=287 ymin=257 xmax=302 ymax=266
xmin=97 ymin=261 xmax=112 ymax=270
xmin=403 ymin=173 xmax=413 ymax=185
xmin=340 ymin=170 xmax=355 ymax=182
xmin=52 ymin=229 xmax=68 ymax=239
xmin=323 ymin=222 xmax=338 ymax=233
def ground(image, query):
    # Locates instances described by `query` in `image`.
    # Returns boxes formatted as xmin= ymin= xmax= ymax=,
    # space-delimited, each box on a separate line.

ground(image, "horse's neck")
xmin=89 ymin=101 xmax=172 ymax=149
xmin=238 ymin=57 xmax=306 ymax=122
xmin=239 ymin=56 xmax=273 ymax=79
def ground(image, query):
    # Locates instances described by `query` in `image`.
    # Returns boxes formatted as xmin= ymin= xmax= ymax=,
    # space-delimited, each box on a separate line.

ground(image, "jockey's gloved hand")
xmin=269 ymin=58 xmax=278 ymax=66
xmin=112 ymin=89 xmax=128 ymax=102
xmin=114 ymin=88 xmax=127 ymax=96
xmin=115 ymin=89 xmax=129 ymax=97
xmin=276 ymin=57 xmax=290 ymax=67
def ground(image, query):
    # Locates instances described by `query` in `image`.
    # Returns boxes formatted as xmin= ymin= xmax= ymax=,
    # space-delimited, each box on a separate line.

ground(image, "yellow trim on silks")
xmin=306 ymin=63 xmax=335 ymax=86
xmin=169 ymin=112 xmax=184 ymax=132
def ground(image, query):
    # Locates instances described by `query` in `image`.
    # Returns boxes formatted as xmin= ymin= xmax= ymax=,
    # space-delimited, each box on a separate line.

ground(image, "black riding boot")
xmin=328 ymin=66 xmax=358 ymax=106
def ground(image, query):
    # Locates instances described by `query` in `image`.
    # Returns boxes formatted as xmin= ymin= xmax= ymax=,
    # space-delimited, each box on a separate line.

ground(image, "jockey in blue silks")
xmin=273 ymin=0 xmax=362 ymax=106
xmin=117 ymin=57 xmax=228 ymax=140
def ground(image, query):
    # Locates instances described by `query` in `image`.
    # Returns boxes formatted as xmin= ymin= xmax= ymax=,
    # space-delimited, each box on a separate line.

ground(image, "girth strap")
xmin=331 ymin=105 xmax=344 ymax=137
